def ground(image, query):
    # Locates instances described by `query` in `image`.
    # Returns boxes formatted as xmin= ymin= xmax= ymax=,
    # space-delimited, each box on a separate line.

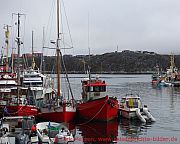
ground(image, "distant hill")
xmin=7 ymin=50 xmax=180 ymax=74
xmin=61 ymin=50 xmax=180 ymax=74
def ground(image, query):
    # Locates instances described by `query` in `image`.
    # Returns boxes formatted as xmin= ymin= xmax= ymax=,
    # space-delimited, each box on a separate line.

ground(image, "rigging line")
xmin=61 ymin=22 xmax=71 ymax=100
xmin=60 ymin=18 xmax=72 ymax=100
xmin=60 ymin=1 xmax=64 ymax=54
xmin=62 ymin=0 xmax=73 ymax=48
xmin=62 ymin=41 xmax=73 ymax=49
xmin=46 ymin=0 xmax=55 ymax=50
xmin=60 ymin=51 xmax=74 ymax=100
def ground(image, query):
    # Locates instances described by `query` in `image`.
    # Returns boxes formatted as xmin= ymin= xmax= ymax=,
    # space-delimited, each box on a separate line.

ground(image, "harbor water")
xmin=60 ymin=74 xmax=180 ymax=144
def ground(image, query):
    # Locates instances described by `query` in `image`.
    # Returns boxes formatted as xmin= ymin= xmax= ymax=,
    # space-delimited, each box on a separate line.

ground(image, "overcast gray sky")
xmin=1 ymin=0 xmax=180 ymax=56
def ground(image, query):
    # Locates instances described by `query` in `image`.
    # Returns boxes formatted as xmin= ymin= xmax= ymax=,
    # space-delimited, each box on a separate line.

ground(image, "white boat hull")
xmin=119 ymin=108 xmax=137 ymax=119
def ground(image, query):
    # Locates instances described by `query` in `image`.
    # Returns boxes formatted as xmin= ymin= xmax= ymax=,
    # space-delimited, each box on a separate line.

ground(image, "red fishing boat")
xmin=36 ymin=103 xmax=76 ymax=122
xmin=77 ymin=76 xmax=118 ymax=121
xmin=0 ymin=65 xmax=38 ymax=117
xmin=0 ymin=15 xmax=38 ymax=117
xmin=36 ymin=0 xmax=76 ymax=122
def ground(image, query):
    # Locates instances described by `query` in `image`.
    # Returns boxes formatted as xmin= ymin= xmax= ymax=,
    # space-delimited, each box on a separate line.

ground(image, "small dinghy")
xmin=118 ymin=94 xmax=156 ymax=123
xmin=34 ymin=122 xmax=74 ymax=144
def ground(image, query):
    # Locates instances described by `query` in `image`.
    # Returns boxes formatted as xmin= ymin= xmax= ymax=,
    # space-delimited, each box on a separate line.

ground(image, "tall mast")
xmin=40 ymin=27 xmax=45 ymax=72
xmin=4 ymin=25 xmax=11 ymax=71
xmin=32 ymin=30 xmax=35 ymax=69
xmin=88 ymin=14 xmax=91 ymax=81
xmin=56 ymin=0 xmax=61 ymax=96
xmin=13 ymin=13 xmax=24 ymax=103
xmin=17 ymin=13 xmax=21 ymax=102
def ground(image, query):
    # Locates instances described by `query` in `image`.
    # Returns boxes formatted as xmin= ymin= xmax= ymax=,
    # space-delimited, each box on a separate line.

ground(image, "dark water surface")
xmin=59 ymin=74 xmax=180 ymax=144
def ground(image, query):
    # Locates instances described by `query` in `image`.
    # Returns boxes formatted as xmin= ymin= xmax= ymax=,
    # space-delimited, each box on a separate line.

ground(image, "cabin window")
xmin=24 ymin=82 xmax=42 ymax=86
xmin=93 ymin=86 xmax=100 ymax=92
xmin=101 ymin=86 xmax=106 ymax=92
xmin=86 ymin=86 xmax=106 ymax=92
xmin=87 ymin=86 xmax=93 ymax=92
xmin=24 ymin=75 xmax=40 ymax=78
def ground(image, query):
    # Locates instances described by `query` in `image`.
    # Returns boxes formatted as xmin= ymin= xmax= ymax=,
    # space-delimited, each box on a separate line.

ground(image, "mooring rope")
xmin=77 ymin=98 xmax=108 ymax=125
xmin=4 ymin=104 xmax=33 ymax=116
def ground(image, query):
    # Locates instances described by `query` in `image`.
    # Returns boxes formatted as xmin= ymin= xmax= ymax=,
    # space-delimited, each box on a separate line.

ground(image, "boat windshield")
xmin=48 ymin=130 xmax=59 ymax=138
xmin=126 ymin=98 xmax=139 ymax=108
xmin=41 ymin=126 xmax=60 ymax=138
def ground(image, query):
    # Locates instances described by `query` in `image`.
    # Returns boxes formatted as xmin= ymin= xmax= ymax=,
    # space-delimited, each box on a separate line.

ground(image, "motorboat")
xmin=119 ymin=93 xmax=155 ymax=123
xmin=34 ymin=122 xmax=74 ymax=143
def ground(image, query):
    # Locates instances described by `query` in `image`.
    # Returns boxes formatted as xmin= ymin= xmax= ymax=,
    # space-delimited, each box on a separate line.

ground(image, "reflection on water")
xmin=73 ymin=117 xmax=154 ymax=144
xmin=76 ymin=120 xmax=118 ymax=143
xmin=119 ymin=118 xmax=150 ymax=139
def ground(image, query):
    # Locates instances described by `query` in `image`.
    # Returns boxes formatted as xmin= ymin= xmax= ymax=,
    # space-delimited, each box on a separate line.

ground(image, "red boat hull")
xmin=77 ymin=96 xmax=118 ymax=121
xmin=36 ymin=105 xmax=76 ymax=122
xmin=151 ymin=80 xmax=158 ymax=85
xmin=3 ymin=105 xmax=38 ymax=116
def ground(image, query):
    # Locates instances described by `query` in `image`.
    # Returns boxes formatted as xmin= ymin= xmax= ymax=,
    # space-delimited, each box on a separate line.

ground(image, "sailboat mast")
xmin=88 ymin=14 xmax=91 ymax=81
xmin=40 ymin=27 xmax=45 ymax=73
xmin=56 ymin=0 xmax=61 ymax=96
xmin=17 ymin=13 xmax=21 ymax=102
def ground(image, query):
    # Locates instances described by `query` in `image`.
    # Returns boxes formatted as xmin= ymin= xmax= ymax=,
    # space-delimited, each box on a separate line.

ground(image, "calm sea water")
xmin=59 ymin=74 xmax=180 ymax=144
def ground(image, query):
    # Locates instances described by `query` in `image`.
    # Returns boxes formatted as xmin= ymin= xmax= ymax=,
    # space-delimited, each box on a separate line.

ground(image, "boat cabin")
xmin=22 ymin=69 xmax=44 ymax=87
xmin=120 ymin=96 xmax=142 ymax=109
xmin=81 ymin=77 xmax=107 ymax=102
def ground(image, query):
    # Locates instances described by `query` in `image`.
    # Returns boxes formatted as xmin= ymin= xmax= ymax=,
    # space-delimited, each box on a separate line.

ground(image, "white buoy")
xmin=143 ymin=108 xmax=156 ymax=122
xmin=136 ymin=109 xmax=146 ymax=123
